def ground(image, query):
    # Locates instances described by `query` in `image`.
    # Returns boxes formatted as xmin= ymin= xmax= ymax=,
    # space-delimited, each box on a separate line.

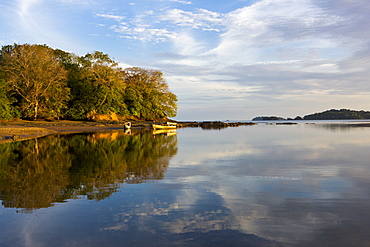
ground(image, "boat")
xmin=152 ymin=122 xmax=177 ymax=130
xmin=153 ymin=129 xmax=177 ymax=136
xmin=124 ymin=122 xmax=131 ymax=129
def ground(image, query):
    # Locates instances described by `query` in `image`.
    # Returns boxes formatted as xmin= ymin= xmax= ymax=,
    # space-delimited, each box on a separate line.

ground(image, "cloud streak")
xmin=160 ymin=8 xmax=224 ymax=31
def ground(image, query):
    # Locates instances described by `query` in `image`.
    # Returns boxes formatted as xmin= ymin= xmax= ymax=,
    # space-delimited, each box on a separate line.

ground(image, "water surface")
xmin=1 ymin=123 xmax=370 ymax=246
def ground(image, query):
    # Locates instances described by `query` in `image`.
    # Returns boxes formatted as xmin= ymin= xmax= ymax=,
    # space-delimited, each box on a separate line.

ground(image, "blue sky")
xmin=1 ymin=0 xmax=370 ymax=120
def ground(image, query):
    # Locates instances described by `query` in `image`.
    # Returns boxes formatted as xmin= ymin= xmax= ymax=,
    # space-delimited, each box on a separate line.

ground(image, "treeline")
xmin=0 ymin=43 xmax=177 ymax=120
xmin=303 ymin=109 xmax=370 ymax=120
xmin=253 ymin=109 xmax=370 ymax=121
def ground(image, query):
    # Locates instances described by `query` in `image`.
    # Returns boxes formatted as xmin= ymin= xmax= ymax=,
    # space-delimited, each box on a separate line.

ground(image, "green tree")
xmin=0 ymin=44 xmax=69 ymax=120
xmin=0 ymin=44 xmax=178 ymax=120
xmin=0 ymin=79 xmax=19 ymax=119
xmin=122 ymin=67 xmax=177 ymax=119
xmin=66 ymin=51 xmax=127 ymax=119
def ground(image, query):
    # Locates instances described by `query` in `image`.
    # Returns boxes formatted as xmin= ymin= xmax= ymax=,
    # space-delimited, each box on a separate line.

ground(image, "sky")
xmin=1 ymin=0 xmax=370 ymax=120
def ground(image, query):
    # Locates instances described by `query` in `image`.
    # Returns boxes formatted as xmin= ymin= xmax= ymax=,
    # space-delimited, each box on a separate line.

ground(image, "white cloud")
xmin=111 ymin=25 xmax=177 ymax=42
xmin=158 ymin=0 xmax=192 ymax=4
xmin=210 ymin=0 xmax=345 ymax=66
xmin=1 ymin=0 xmax=97 ymax=55
xmin=170 ymin=31 xmax=206 ymax=55
xmin=56 ymin=0 xmax=94 ymax=5
xmin=97 ymin=11 xmax=179 ymax=43
xmin=18 ymin=0 xmax=42 ymax=14
xmin=154 ymin=0 xmax=370 ymax=120
xmin=96 ymin=13 xmax=125 ymax=22
xmin=17 ymin=0 xmax=43 ymax=29
xmin=14 ymin=0 xmax=73 ymax=47
xmin=96 ymin=7 xmax=224 ymax=44
xmin=160 ymin=8 xmax=224 ymax=31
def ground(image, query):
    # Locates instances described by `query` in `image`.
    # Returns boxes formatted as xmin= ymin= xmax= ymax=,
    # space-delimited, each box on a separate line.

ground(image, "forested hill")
xmin=303 ymin=109 xmax=370 ymax=120
xmin=253 ymin=109 xmax=370 ymax=121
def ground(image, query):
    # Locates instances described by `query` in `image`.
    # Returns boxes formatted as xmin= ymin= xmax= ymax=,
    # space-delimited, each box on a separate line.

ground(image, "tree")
xmin=122 ymin=67 xmax=177 ymax=119
xmin=0 ymin=44 xmax=178 ymax=120
xmin=0 ymin=79 xmax=19 ymax=119
xmin=65 ymin=51 xmax=127 ymax=119
xmin=0 ymin=44 xmax=69 ymax=120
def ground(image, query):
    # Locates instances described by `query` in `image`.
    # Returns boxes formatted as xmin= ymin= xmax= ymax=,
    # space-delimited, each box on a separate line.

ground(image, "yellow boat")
xmin=153 ymin=129 xmax=177 ymax=136
xmin=152 ymin=122 xmax=177 ymax=130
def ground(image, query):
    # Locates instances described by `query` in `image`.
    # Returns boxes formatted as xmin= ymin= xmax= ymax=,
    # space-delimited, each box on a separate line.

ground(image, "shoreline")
xmin=0 ymin=120 xmax=256 ymax=144
xmin=2 ymin=119 xmax=370 ymax=144
xmin=0 ymin=120 xmax=136 ymax=144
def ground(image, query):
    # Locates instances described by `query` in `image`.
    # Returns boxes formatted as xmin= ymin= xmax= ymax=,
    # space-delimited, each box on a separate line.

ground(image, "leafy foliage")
xmin=0 ymin=79 xmax=19 ymax=119
xmin=63 ymin=51 xmax=127 ymax=119
xmin=0 ymin=44 xmax=69 ymax=120
xmin=0 ymin=44 xmax=178 ymax=120
xmin=122 ymin=67 xmax=178 ymax=119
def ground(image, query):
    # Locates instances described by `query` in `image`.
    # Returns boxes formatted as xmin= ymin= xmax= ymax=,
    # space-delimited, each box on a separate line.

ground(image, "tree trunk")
xmin=34 ymin=101 xmax=38 ymax=120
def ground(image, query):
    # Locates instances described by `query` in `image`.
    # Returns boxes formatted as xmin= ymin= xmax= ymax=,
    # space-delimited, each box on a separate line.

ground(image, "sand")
xmin=0 ymin=120 xmax=133 ymax=144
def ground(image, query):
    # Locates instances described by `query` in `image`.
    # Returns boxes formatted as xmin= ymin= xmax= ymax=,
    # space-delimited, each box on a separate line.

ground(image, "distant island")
xmin=253 ymin=109 xmax=370 ymax=121
xmin=252 ymin=116 xmax=286 ymax=121
xmin=303 ymin=109 xmax=370 ymax=120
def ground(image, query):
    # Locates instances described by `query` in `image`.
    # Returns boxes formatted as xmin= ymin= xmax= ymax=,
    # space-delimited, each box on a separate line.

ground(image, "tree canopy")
xmin=122 ymin=67 xmax=177 ymax=119
xmin=0 ymin=43 xmax=178 ymax=120
xmin=303 ymin=109 xmax=370 ymax=120
xmin=0 ymin=44 xmax=69 ymax=120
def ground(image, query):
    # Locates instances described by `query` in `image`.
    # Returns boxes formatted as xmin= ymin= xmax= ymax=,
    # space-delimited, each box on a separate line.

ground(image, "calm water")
xmin=1 ymin=123 xmax=370 ymax=246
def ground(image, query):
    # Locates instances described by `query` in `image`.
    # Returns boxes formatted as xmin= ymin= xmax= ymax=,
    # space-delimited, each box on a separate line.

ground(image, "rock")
xmin=12 ymin=135 xmax=20 ymax=141
xmin=91 ymin=112 xmax=119 ymax=121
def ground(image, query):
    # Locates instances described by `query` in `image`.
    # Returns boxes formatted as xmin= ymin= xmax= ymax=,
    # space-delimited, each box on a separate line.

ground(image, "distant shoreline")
xmin=253 ymin=109 xmax=370 ymax=121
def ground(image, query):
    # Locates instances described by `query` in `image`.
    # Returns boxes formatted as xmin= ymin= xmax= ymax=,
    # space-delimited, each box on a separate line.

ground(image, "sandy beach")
xmin=0 ymin=120 xmax=140 ymax=144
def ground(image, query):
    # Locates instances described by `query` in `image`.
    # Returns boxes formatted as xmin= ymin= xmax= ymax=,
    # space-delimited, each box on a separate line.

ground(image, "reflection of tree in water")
xmin=0 ymin=138 xmax=72 ymax=211
xmin=0 ymin=130 xmax=177 ymax=211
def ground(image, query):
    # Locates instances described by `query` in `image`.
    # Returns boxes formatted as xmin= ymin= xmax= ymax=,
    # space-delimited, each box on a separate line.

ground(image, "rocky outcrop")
xmin=91 ymin=112 xmax=119 ymax=121
xmin=177 ymin=121 xmax=256 ymax=129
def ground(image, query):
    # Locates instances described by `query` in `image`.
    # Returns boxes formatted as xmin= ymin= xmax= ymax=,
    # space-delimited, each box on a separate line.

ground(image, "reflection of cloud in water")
xmin=162 ymin=126 xmax=370 ymax=244
xmin=171 ymin=146 xmax=262 ymax=167
xmin=11 ymin=125 xmax=369 ymax=246
xmin=100 ymin=190 xmax=235 ymax=234
xmin=212 ymin=175 xmax=342 ymax=243
xmin=99 ymin=172 xmax=346 ymax=244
